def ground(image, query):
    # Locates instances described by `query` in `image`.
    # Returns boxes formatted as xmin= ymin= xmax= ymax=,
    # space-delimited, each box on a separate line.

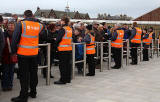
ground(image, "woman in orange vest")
xmin=111 ymin=23 xmax=124 ymax=69
xmin=84 ymin=25 xmax=96 ymax=76
xmin=142 ymin=29 xmax=150 ymax=61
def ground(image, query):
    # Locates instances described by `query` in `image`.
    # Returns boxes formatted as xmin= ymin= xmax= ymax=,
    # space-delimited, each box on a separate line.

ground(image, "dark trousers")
xmin=18 ymin=56 xmax=38 ymax=98
xmin=59 ymin=51 xmax=72 ymax=83
xmin=1 ymin=64 xmax=15 ymax=89
xmin=130 ymin=43 xmax=140 ymax=64
xmin=87 ymin=54 xmax=95 ymax=75
xmin=111 ymin=47 xmax=122 ymax=67
xmin=143 ymin=48 xmax=149 ymax=61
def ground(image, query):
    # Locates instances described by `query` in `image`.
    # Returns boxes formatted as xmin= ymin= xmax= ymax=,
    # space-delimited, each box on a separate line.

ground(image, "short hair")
xmin=133 ymin=22 xmax=137 ymax=27
xmin=61 ymin=17 xmax=70 ymax=24
xmin=149 ymin=27 xmax=153 ymax=31
xmin=24 ymin=10 xmax=33 ymax=18
xmin=0 ymin=15 xmax=3 ymax=22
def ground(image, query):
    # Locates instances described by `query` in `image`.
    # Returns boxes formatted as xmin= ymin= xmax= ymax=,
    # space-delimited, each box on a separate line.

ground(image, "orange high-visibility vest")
xmin=149 ymin=32 xmax=153 ymax=43
xmin=131 ymin=27 xmax=142 ymax=44
xmin=58 ymin=26 xmax=72 ymax=51
xmin=111 ymin=30 xmax=124 ymax=48
xmin=17 ymin=21 xmax=43 ymax=56
xmin=86 ymin=34 xmax=96 ymax=55
xmin=143 ymin=34 xmax=150 ymax=45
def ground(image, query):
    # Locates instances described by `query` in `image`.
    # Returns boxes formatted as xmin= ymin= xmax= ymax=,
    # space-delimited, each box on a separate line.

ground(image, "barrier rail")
xmin=122 ymin=40 xmax=130 ymax=68
xmin=72 ymin=43 xmax=86 ymax=79
xmin=38 ymin=43 xmax=51 ymax=85
xmin=100 ymin=41 xmax=111 ymax=71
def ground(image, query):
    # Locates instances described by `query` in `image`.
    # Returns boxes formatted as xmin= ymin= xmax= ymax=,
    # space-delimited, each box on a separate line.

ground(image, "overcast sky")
xmin=0 ymin=0 xmax=160 ymax=18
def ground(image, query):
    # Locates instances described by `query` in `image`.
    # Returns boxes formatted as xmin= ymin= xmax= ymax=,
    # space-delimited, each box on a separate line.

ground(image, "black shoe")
xmin=2 ymin=87 xmax=12 ymax=91
xmin=86 ymin=73 xmax=95 ymax=76
xmin=11 ymin=96 xmax=27 ymax=102
xmin=130 ymin=62 xmax=137 ymax=65
xmin=54 ymin=81 xmax=66 ymax=85
xmin=111 ymin=66 xmax=117 ymax=69
xmin=66 ymin=81 xmax=71 ymax=83
xmin=43 ymin=75 xmax=54 ymax=78
xmin=28 ymin=92 xmax=37 ymax=98
xmin=112 ymin=66 xmax=121 ymax=69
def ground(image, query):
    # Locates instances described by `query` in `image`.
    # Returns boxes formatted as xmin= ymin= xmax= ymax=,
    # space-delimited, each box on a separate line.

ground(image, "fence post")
xmin=126 ymin=40 xmax=130 ymax=66
xmin=100 ymin=42 xmax=103 ymax=72
xmin=72 ymin=43 xmax=76 ymax=79
xmin=47 ymin=43 xmax=51 ymax=85
xmin=108 ymin=40 xmax=111 ymax=70
xmin=83 ymin=44 xmax=86 ymax=77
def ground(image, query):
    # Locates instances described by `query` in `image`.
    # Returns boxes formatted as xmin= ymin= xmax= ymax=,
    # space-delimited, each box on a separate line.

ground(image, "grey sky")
xmin=0 ymin=0 xmax=160 ymax=18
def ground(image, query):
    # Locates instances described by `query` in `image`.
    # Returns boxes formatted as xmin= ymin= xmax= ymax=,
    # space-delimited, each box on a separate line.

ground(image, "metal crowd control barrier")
xmin=155 ymin=39 xmax=160 ymax=57
xmin=72 ymin=43 xmax=86 ymax=79
xmin=100 ymin=41 xmax=111 ymax=72
xmin=38 ymin=43 xmax=51 ymax=85
xmin=95 ymin=42 xmax=101 ymax=60
xmin=121 ymin=40 xmax=130 ymax=68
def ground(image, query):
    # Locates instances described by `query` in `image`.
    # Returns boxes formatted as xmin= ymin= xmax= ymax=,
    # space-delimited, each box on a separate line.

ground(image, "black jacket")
xmin=11 ymin=18 xmax=46 ymax=57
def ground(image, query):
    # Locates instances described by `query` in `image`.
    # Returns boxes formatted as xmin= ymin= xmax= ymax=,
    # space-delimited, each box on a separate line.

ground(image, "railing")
xmin=72 ymin=43 xmax=86 ymax=79
xmin=38 ymin=43 xmax=51 ymax=85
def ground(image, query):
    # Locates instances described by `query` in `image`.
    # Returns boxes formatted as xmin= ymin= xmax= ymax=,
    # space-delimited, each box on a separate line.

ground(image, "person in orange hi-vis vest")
xmin=84 ymin=24 xmax=96 ymax=76
xmin=142 ymin=29 xmax=150 ymax=61
xmin=54 ymin=17 xmax=72 ymax=85
xmin=111 ymin=23 xmax=124 ymax=69
xmin=129 ymin=22 xmax=142 ymax=65
xmin=11 ymin=10 xmax=46 ymax=102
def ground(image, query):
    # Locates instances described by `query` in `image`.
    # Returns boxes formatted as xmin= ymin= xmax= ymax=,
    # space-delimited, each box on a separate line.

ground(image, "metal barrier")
xmin=122 ymin=40 xmax=130 ymax=68
xmin=100 ymin=41 xmax=111 ymax=72
xmin=38 ymin=43 xmax=51 ymax=85
xmin=72 ymin=43 xmax=86 ymax=79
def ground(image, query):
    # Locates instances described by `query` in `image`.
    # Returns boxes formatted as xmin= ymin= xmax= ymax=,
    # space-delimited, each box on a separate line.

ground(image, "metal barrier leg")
xmin=72 ymin=43 xmax=76 ymax=79
xmin=126 ymin=40 xmax=130 ymax=66
xmin=158 ymin=40 xmax=159 ymax=57
xmin=47 ymin=43 xmax=51 ymax=85
xmin=108 ymin=41 xmax=111 ymax=70
xmin=140 ymin=42 xmax=143 ymax=62
xmin=100 ymin=43 xmax=103 ymax=72
xmin=121 ymin=47 xmax=123 ymax=68
xmin=83 ymin=44 xmax=86 ymax=77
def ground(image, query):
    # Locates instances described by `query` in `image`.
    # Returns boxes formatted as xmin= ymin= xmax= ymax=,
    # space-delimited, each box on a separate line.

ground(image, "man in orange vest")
xmin=111 ymin=23 xmax=124 ymax=69
xmin=54 ymin=17 xmax=72 ymax=85
xmin=11 ymin=10 xmax=46 ymax=102
xmin=142 ymin=29 xmax=150 ymax=61
xmin=84 ymin=24 xmax=96 ymax=76
xmin=129 ymin=22 xmax=142 ymax=65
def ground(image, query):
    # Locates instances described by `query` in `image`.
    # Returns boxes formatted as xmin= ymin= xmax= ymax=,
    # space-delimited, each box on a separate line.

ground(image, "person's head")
xmin=12 ymin=14 xmax=18 ymax=22
xmin=123 ymin=24 xmax=128 ymax=29
xmin=102 ymin=22 xmax=107 ymax=29
xmin=61 ymin=17 xmax=70 ymax=26
xmin=74 ymin=28 xmax=81 ymax=36
xmin=114 ymin=23 xmax=121 ymax=29
xmin=0 ymin=15 xmax=3 ymax=24
xmin=143 ymin=28 xmax=148 ymax=34
xmin=3 ymin=19 xmax=8 ymax=29
xmin=132 ymin=22 xmax=137 ymax=27
xmin=93 ymin=22 xmax=99 ymax=29
xmin=24 ymin=10 xmax=33 ymax=18
xmin=149 ymin=27 xmax=153 ymax=32
xmin=98 ymin=24 xmax=104 ymax=31
xmin=8 ymin=19 xmax=16 ymax=33
xmin=48 ymin=23 xmax=56 ymax=32
xmin=86 ymin=24 xmax=93 ymax=34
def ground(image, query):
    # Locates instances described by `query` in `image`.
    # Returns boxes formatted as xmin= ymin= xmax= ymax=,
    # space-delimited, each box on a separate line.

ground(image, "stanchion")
xmin=100 ymin=42 xmax=103 ymax=72
xmin=83 ymin=44 xmax=87 ymax=77
xmin=121 ymin=45 xmax=124 ymax=68
xmin=72 ymin=43 xmax=76 ymax=79
xmin=157 ymin=40 xmax=159 ymax=57
xmin=108 ymin=40 xmax=111 ymax=70
xmin=38 ymin=43 xmax=51 ymax=85
xmin=126 ymin=40 xmax=130 ymax=66
xmin=140 ymin=42 xmax=143 ymax=62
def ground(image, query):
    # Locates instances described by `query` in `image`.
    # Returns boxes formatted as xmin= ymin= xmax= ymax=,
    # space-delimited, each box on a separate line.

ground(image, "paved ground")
xmin=1 ymin=57 xmax=160 ymax=102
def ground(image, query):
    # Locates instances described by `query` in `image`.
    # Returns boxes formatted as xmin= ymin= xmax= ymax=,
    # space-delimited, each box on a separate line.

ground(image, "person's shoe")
xmin=130 ymin=62 xmax=137 ymax=65
xmin=86 ymin=73 xmax=95 ymax=76
xmin=11 ymin=96 xmax=27 ymax=102
xmin=50 ymin=75 xmax=54 ymax=78
xmin=54 ymin=81 xmax=66 ymax=85
xmin=112 ymin=66 xmax=121 ymax=69
xmin=66 ymin=81 xmax=71 ymax=83
xmin=111 ymin=66 xmax=117 ymax=69
xmin=28 ymin=92 xmax=37 ymax=98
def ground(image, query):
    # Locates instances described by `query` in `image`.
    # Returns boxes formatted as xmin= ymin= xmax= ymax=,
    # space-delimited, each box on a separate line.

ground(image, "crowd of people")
xmin=0 ymin=10 xmax=159 ymax=102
